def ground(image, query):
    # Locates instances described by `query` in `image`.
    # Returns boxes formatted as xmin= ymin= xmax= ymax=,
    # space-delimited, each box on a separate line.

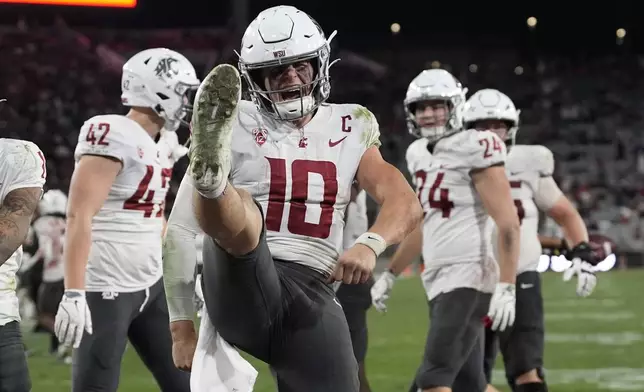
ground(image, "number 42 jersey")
xmin=75 ymin=115 xmax=173 ymax=292
xmin=406 ymin=129 xmax=505 ymax=299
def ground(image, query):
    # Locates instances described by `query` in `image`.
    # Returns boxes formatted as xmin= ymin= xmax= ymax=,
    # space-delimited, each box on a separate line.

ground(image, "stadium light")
xmin=527 ymin=16 xmax=537 ymax=28
xmin=390 ymin=23 xmax=401 ymax=34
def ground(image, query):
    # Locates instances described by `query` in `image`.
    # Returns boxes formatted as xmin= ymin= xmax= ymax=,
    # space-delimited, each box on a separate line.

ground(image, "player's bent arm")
xmin=536 ymin=177 xmax=588 ymax=246
xmin=64 ymin=155 xmax=121 ymax=289
xmin=163 ymin=173 xmax=202 ymax=326
xmin=0 ymin=187 xmax=42 ymax=265
xmin=538 ymin=234 xmax=566 ymax=250
xmin=356 ymin=146 xmax=423 ymax=247
xmin=386 ymin=222 xmax=422 ymax=276
xmin=472 ymin=165 xmax=520 ymax=284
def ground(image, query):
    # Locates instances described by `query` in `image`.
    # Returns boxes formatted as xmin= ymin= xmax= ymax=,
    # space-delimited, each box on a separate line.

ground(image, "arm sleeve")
xmin=6 ymin=141 xmax=46 ymax=194
xmin=359 ymin=106 xmax=382 ymax=150
xmin=535 ymin=145 xmax=555 ymax=177
xmin=74 ymin=118 xmax=133 ymax=165
xmin=405 ymin=143 xmax=418 ymax=177
xmin=534 ymin=176 xmax=563 ymax=211
xmin=162 ymin=171 xmax=204 ymax=322
xmin=467 ymin=131 xmax=507 ymax=170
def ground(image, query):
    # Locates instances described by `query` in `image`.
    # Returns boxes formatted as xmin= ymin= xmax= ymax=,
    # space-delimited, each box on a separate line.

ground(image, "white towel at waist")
xmin=190 ymin=310 xmax=258 ymax=392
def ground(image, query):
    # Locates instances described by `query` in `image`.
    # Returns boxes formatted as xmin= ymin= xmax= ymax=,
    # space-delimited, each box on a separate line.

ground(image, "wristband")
xmin=64 ymin=289 xmax=85 ymax=298
xmin=354 ymin=232 xmax=387 ymax=257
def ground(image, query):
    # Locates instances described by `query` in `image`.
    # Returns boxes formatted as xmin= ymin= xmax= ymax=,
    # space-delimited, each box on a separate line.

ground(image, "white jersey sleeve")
xmin=2 ymin=140 xmax=47 ymax=193
xmin=74 ymin=116 xmax=136 ymax=166
xmin=532 ymin=146 xmax=562 ymax=210
xmin=358 ymin=106 xmax=382 ymax=150
xmin=405 ymin=138 xmax=431 ymax=177
xmin=163 ymin=172 xmax=202 ymax=321
xmin=534 ymin=145 xmax=554 ymax=177
xmin=463 ymin=130 xmax=507 ymax=170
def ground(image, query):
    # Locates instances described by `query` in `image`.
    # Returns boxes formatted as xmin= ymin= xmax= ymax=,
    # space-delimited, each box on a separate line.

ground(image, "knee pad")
xmin=515 ymin=382 xmax=548 ymax=392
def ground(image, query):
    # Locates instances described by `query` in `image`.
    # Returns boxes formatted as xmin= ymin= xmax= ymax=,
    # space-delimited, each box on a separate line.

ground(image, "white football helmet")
xmin=464 ymin=89 xmax=520 ymax=143
xmin=238 ymin=6 xmax=337 ymax=121
xmin=39 ymin=189 xmax=68 ymax=216
xmin=404 ymin=69 xmax=468 ymax=143
xmin=121 ymin=48 xmax=200 ymax=131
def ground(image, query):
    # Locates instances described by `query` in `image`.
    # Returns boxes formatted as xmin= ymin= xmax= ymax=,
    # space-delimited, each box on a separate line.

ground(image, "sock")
xmin=515 ymin=382 xmax=548 ymax=392
xmin=190 ymin=172 xmax=228 ymax=199
xmin=50 ymin=333 xmax=59 ymax=354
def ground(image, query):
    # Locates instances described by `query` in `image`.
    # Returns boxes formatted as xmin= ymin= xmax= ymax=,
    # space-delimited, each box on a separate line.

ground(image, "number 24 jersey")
xmin=406 ymin=129 xmax=506 ymax=269
xmin=74 ymin=114 xmax=173 ymax=292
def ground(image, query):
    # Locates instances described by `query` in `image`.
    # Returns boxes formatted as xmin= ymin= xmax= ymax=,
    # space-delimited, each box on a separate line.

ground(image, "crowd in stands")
xmin=2 ymin=22 xmax=643 ymax=259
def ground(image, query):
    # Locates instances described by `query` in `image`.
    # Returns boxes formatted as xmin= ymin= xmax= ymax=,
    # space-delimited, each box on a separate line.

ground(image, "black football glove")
xmin=567 ymin=241 xmax=597 ymax=265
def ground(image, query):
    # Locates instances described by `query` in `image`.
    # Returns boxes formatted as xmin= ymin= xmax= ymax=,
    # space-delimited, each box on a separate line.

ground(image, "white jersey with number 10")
xmin=230 ymin=101 xmax=381 ymax=276
xmin=74 ymin=114 xmax=173 ymax=292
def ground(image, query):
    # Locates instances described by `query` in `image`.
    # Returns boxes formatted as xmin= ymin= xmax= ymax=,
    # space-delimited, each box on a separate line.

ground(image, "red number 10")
xmin=265 ymin=158 xmax=338 ymax=239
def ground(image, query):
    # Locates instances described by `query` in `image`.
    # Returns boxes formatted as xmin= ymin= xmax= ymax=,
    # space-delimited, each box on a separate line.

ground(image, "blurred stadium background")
xmin=2 ymin=0 xmax=644 ymax=390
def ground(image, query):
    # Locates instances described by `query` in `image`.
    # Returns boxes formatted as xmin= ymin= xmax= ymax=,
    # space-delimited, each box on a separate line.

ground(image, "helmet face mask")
xmin=404 ymin=69 xmax=468 ymax=143
xmin=121 ymin=48 xmax=200 ymax=131
xmin=238 ymin=6 xmax=337 ymax=121
xmin=464 ymin=88 xmax=520 ymax=144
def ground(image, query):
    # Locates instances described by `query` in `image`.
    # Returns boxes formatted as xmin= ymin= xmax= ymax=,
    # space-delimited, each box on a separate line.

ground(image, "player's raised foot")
xmin=189 ymin=64 xmax=241 ymax=197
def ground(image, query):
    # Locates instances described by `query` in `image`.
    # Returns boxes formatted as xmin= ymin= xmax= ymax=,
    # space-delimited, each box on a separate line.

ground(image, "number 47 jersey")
xmin=407 ymin=129 xmax=506 ymax=272
xmin=74 ymin=114 xmax=172 ymax=292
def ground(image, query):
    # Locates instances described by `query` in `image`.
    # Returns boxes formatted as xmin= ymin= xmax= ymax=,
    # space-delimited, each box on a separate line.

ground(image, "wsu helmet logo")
xmin=154 ymin=57 xmax=180 ymax=80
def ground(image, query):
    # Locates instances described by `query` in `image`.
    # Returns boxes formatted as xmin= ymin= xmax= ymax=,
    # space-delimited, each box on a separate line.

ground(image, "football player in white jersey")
xmin=53 ymin=48 xmax=199 ymax=392
xmin=336 ymin=185 xmax=373 ymax=392
xmin=370 ymin=69 xmax=521 ymax=392
xmin=31 ymin=189 xmax=69 ymax=361
xmin=464 ymin=89 xmax=596 ymax=392
xmin=164 ymin=6 xmax=422 ymax=391
xmin=0 ymin=136 xmax=46 ymax=392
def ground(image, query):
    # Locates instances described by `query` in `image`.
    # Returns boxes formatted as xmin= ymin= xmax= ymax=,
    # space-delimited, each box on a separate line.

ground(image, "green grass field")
xmin=25 ymin=269 xmax=644 ymax=391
